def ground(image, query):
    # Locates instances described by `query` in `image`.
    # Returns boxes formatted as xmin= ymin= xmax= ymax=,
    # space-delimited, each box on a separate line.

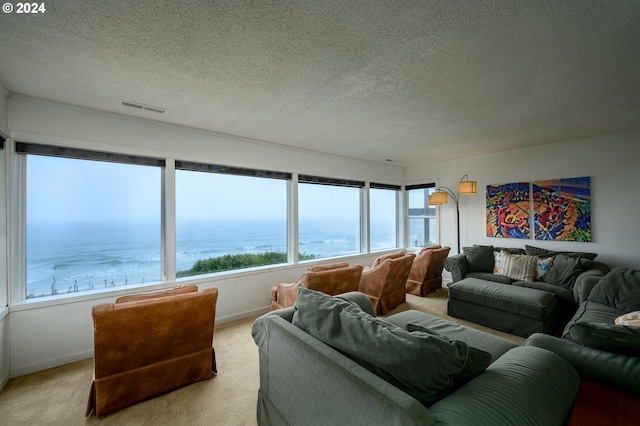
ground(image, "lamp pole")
xmin=429 ymin=175 xmax=476 ymax=254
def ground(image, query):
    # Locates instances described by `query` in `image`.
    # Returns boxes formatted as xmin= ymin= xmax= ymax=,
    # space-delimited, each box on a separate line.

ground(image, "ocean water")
xmin=26 ymin=220 xmax=394 ymax=298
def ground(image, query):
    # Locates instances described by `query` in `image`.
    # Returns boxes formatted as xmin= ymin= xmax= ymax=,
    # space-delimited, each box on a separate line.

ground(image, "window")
xmin=298 ymin=176 xmax=363 ymax=259
xmin=175 ymin=162 xmax=289 ymax=277
xmin=406 ymin=183 xmax=437 ymax=248
xmin=19 ymin=144 xmax=163 ymax=299
xmin=369 ymin=184 xmax=399 ymax=251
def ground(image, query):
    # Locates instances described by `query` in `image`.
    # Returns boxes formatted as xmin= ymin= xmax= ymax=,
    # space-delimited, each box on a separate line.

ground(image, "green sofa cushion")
xmin=567 ymin=322 xmax=640 ymax=356
xmin=540 ymin=254 xmax=593 ymax=288
xmin=588 ymin=267 xmax=640 ymax=312
xmin=524 ymin=245 xmax=598 ymax=260
xmin=405 ymin=323 xmax=492 ymax=388
xmin=292 ymin=286 xmax=468 ymax=405
xmin=462 ymin=245 xmax=495 ymax=273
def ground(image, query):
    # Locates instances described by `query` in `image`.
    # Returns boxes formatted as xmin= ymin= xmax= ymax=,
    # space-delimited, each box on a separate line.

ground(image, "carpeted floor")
xmin=0 ymin=288 xmax=524 ymax=426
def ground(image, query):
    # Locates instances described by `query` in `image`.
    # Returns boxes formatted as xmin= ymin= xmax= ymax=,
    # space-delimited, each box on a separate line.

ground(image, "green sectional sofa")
xmin=252 ymin=288 xmax=580 ymax=426
xmin=526 ymin=266 xmax=640 ymax=396
xmin=444 ymin=245 xmax=610 ymax=336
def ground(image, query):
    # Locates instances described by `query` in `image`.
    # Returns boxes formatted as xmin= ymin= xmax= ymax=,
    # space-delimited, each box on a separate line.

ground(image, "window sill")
xmin=9 ymin=250 xmax=400 ymax=312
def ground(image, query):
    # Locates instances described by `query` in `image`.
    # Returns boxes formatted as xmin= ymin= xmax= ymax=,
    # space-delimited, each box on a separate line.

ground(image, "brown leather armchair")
xmin=270 ymin=263 xmax=364 ymax=311
xmin=86 ymin=285 xmax=218 ymax=417
xmin=358 ymin=251 xmax=416 ymax=315
xmin=405 ymin=245 xmax=451 ymax=296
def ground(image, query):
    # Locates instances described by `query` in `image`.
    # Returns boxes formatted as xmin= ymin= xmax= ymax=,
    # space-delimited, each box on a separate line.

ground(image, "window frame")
xmin=173 ymin=160 xmax=291 ymax=279
xmin=8 ymin=140 xmax=405 ymax=304
xmin=405 ymin=182 xmax=439 ymax=250
xmin=14 ymin=142 xmax=166 ymax=301
xmin=369 ymin=183 xmax=401 ymax=252
xmin=297 ymin=175 xmax=365 ymax=261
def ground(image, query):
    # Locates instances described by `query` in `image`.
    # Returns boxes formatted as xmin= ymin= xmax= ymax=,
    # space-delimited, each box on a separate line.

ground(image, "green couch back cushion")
xmin=540 ymin=254 xmax=593 ymax=288
xmin=567 ymin=322 xmax=640 ymax=356
xmin=462 ymin=246 xmax=495 ymax=273
xmin=405 ymin=323 xmax=491 ymax=389
xmin=292 ymin=286 xmax=468 ymax=405
xmin=589 ymin=267 xmax=640 ymax=312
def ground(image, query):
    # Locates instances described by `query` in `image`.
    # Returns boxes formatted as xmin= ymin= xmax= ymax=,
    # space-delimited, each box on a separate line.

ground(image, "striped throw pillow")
xmin=498 ymin=251 xmax=537 ymax=281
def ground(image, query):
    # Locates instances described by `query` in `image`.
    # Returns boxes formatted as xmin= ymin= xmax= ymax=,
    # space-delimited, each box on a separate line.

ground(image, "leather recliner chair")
xmin=405 ymin=245 xmax=451 ymax=296
xmin=358 ymin=251 xmax=416 ymax=315
xmin=270 ymin=263 xmax=364 ymax=311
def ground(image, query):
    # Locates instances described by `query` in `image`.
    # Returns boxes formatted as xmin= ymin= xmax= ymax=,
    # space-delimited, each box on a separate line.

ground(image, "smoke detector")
xmin=119 ymin=100 xmax=166 ymax=114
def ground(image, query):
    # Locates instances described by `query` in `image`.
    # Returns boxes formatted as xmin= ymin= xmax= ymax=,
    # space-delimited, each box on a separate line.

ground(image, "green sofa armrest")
xmin=444 ymin=253 xmax=468 ymax=283
xmin=429 ymin=346 xmax=579 ymax=426
xmin=525 ymin=333 xmax=640 ymax=396
xmin=573 ymin=275 xmax=603 ymax=306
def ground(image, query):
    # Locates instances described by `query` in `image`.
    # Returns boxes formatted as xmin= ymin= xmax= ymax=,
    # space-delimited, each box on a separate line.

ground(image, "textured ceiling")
xmin=1 ymin=0 xmax=639 ymax=167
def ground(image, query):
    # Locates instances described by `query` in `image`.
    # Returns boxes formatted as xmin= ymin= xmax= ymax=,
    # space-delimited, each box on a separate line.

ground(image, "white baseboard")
xmin=216 ymin=306 xmax=270 ymax=324
xmin=10 ymin=350 xmax=93 ymax=379
xmin=0 ymin=369 xmax=9 ymax=392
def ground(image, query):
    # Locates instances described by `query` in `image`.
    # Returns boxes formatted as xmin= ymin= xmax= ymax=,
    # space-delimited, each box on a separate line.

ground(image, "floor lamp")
xmin=428 ymin=175 xmax=477 ymax=254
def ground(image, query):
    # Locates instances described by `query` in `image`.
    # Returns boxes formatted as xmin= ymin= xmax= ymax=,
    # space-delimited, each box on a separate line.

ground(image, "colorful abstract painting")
xmin=486 ymin=182 xmax=530 ymax=239
xmin=532 ymin=176 xmax=591 ymax=241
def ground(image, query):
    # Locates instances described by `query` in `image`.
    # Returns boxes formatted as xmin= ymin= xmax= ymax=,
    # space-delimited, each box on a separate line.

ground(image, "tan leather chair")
xmin=86 ymin=285 xmax=218 ymax=417
xmin=270 ymin=263 xmax=364 ymax=311
xmin=405 ymin=245 xmax=451 ymax=296
xmin=358 ymin=251 xmax=416 ymax=315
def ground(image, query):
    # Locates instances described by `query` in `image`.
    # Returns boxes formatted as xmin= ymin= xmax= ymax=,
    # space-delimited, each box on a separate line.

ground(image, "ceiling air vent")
xmin=119 ymin=100 xmax=166 ymax=114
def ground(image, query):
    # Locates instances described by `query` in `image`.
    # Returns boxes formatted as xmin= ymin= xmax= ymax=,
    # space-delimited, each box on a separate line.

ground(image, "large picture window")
xmin=369 ymin=184 xmax=399 ymax=251
xmin=20 ymin=145 xmax=163 ymax=299
xmin=406 ymin=183 xmax=437 ymax=248
xmin=298 ymin=176 xmax=362 ymax=259
xmin=175 ymin=163 xmax=289 ymax=277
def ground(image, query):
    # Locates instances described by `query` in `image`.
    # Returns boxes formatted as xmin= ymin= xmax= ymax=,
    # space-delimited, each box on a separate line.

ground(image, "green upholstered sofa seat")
xmin=447 ymin=278 xmax=558 ymax=337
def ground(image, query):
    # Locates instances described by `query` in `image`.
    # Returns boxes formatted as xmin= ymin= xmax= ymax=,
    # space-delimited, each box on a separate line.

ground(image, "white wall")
xmin=406 ymin=130 xmax=640 ymax=273
xmin=0 ymin=82 xmax=8 ymax=131
xmin=5 ymin=96 xmax=403 ymax=376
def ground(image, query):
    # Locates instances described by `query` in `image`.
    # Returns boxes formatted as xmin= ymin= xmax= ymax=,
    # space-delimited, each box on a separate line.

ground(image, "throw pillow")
xmin=336 ymin=292 xmax=377 ymax=317
xmin=292 ymin=286 xmax=468 ymax=405
xmin=462 ymin=245 xmax=495 ymax=273
xmin=535 ymin=257 xmax=554 ymax=280
xmin=493 ymin=251 xmax=502 ymax=274
xmin=616 ymin=311 xmax=640 ymax=327
xmin=405 ymin=323 xmax=492 ymax=388
xmin=497 ymin=251 xmax=537 ymax=281
xmin=568 ymin=322 xmax=640 ymax=356
xmin=494 ymin=246 xmax=526 ymax=255
xmin=540 ymin=254 xmax=593 ymax=288
xmin=588 ymin=267 xmax=640 ymax=312
xmin=524 ymin=245 xmax=597 ymax=260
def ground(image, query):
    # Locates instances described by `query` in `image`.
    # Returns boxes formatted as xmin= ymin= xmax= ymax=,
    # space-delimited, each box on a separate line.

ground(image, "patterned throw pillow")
xmin=498 ymin=251 xmax=537 ymax=281
xmin=615 ymin=311 xmax=640 ymax=327
xmin=493 ymin=251 xmax=502 ymax=274
xmin=535 ymin=257 xmax=554 ymax=279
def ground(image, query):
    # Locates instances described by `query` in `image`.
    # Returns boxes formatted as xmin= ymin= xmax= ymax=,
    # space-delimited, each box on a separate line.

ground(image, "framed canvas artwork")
xmin=532 ymin=176 xmax=591 ymax=241
xmin=486 ymin=182 xmax=530 ymax=239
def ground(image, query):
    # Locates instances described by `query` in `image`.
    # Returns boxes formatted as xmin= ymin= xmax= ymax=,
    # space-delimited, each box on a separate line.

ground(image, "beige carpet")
xmin=0 ymin=288 xmax=524 ymax=426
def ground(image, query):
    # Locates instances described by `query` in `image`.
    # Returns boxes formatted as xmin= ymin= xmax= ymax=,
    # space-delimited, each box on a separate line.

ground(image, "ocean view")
xmin=26 ymin=220 xmax=394 ymax=298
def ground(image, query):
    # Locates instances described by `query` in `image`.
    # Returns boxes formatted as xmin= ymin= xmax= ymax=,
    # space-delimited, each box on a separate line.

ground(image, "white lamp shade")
xmin=458 ymin=180 xmax=477 ymax=194
xmin=428 ymin=191 xmax=448 ymax=205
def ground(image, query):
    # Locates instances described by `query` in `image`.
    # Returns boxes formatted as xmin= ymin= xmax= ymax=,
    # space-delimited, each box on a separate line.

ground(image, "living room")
xmin=1 ymin=1 xmax=639 ymax=424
